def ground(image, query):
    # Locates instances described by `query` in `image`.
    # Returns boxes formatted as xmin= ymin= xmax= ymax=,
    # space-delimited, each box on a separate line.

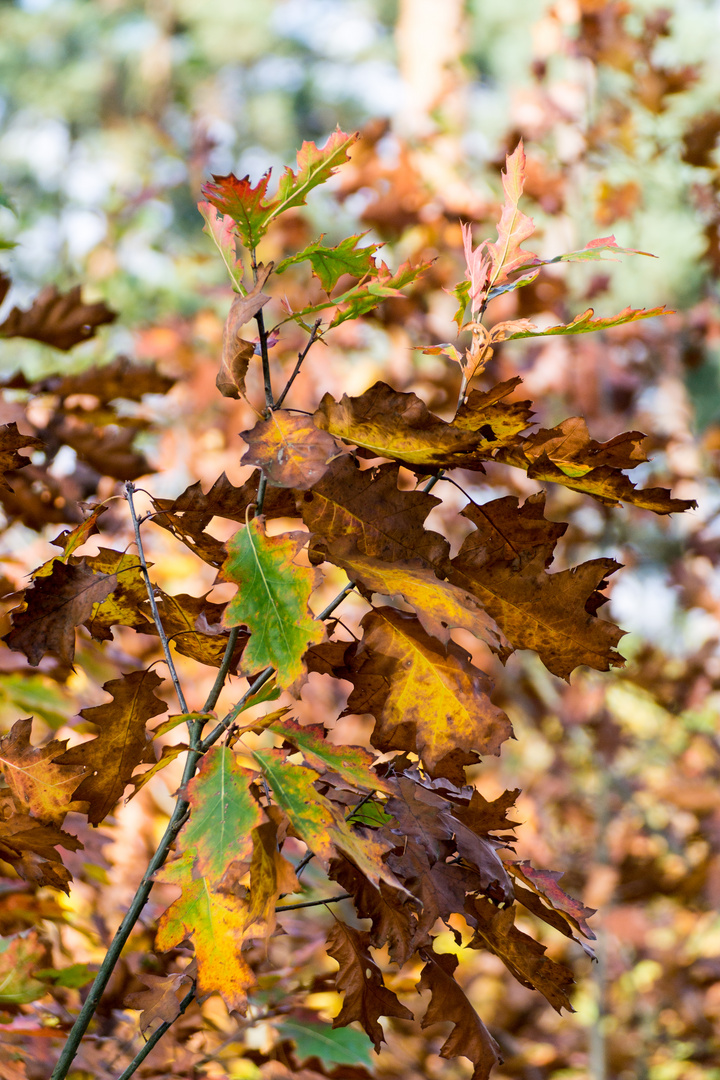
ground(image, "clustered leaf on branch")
xmin=0 ymin=128 xmax=695 ymax=1080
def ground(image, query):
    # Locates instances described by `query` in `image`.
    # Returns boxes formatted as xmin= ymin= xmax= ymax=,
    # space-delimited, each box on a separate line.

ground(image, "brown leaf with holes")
xmin=447 ymin=494 xmax=625 ymax=679
xmin=346 ymin=608 xmax=512 ymax=779
xmin=52 ymin=416 xmax=150 ymax=481
xmin=418 ymin=947 xmax=502 ymax=1080
xmin=467 ymin=897 xmax=575 ymax=1012
xmin=241 ymin=412 xmax=342 ymax=489
xmin=300 ymin=457 xmax=449 ymax=568
xmin=0 ymin=424 xmax=44 ymax=492
xmin=55 ymin=669 xmax=167 ymax=824
xmin=217 ymin=267 xmax=272 ymax=399
xmin=0 ymin=285 xmax=116 ymax=350
xmin=329 ymin=856 xmax=417 ymax=966
xmin=4 ymin=561 xmax=117 ymax=667
xmin=0 ymin=719 xmax=87 ymax=826
xmin=327 ymin=920 xmax=412 ymax=1050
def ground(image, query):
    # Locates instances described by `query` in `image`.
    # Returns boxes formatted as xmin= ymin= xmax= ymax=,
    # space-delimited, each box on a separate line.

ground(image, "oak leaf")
xmin=176 ymin=747 xmax=262 ymax=882
xmin=145 ymin=590 xmax=248 ymax=670
xmin=244 ymin=819 xmax=299 ymax=940
xmin=346 ymin=609 xmax=512 ymax=778
xmin=386 ymin=840 xmax=470 ymax=947
xmin=498 ymin=416 xmax=695 ymax=513
xmin=156 ymin=855 xmax=256 ymax=1014
xmin=0 ymin=284 xmax=115 ymax=350
xmin=124 ymin=972 xmax=193 ymax=1035
xmin=276 ymin=232 xmax=381 ymax=293
xmin=314 ymin=381 xmax=492 ymax=471
xmin=508 ymin=860 xmax=596 ymax=945
xmin=505 ymin=303 xmax=673 ymax=341
xmin=202 ymin=129 xmax=358 ymax=249
xmin=486 ymin=141 xmax=536 ymax=288
xmin=300 ymin=457 xmax=449 ymax=569
xmin=0 ymin=719 xmax=87 ymax=826
xmin=0 ymin=930 xmax=49 ymax=1005
xmin=467 ymin=897 xmax=575 ymax=1012
xmin=222 ymin=519 xmax=325 ymax=687
xmin=55 ymin=669 xmax=167 ymax=825
xmin=198 ymin=201 xmax=244 ymax=292
xmin=326 ymin=920 xmax=413 ymax=1050
xmin=4 ymin=561 xmax=117 ymax=667
xmin=77 ymin=550 xmax=151 ymax=640
xmin=0 ymin=812 xmax=82 ymax=892
xmin=11 ymin=355 xmax=176 ymax=404
xmin=324 ymin=543 xmax=509 ymax=655
xmin=267 ymin=716 xmax=394 ymax=795
xmin=0 ymin=424 xmax=44 ymax=492
xmin=418 ymin=947 xmax=502 ymax=1080
xmin=329 ymin=856 xmax=416 ymax=966
xmin=241 ymin=412 xmax=342 ymax=490
xmin=252 ymin=747 xmax=400 ymax=892
xmin=447 ymin=495 xmax=625 ymax=678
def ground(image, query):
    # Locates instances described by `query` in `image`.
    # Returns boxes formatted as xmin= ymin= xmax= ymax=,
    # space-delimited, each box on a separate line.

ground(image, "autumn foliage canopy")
xmin=0 ymin=128 xmax=695 ymax=1080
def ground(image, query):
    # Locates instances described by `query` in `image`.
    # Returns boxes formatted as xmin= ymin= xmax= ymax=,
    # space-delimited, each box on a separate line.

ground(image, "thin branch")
xmin=50 ymin=747 xmax=201 ymax=1080
xmin=274 ymin=318 xmax=323 ymax=409
xmin=317 ymin=581 xmax=356 ymax=621
xmin=293 ymin=849 xmax=316 ymax=882
xmin=256 ymin=473 xmax=268 ymax=515
xmin=276 ymin=892 xmax=352 ymax=912
xmin=200 ymin=666 xmax=275 ymax=753
xmin=115 ymin=984 xmax=196 ymax=1080
xmin=125 ymin=482 xmax=189 ymax=716
xmin=256 ymin=306 xmax=274 ymax=411
xmin=202 ymin=627 xmax=240 ymax=713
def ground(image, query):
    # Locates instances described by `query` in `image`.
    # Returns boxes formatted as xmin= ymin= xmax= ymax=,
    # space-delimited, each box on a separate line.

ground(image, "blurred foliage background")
xmin=2 ymin=1 xmax=720 ymax=1078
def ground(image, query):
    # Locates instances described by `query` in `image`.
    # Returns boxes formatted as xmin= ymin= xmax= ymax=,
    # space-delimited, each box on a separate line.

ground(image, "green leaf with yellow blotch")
xmin=154 ymin=748 xmax=264 ymax=1013
xmin=253 ymin=747 xmax=400 ymax=891
xmin=156 ymin=854 xmax=256 ymax=1013
xmin=267 ymin=715 xmax=394 ymax=794
xmin=178 ymin=747 xmax=262 ymax=880
xmin=222 ymin=519 xmax=325 ymax=687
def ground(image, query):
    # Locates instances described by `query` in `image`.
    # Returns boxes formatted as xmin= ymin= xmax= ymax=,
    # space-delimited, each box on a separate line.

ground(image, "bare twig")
xmin=274 ymin=318 xmax=323 ymax=408
xmin=276 ymin=892 xmax=352 ymax=912
xmin=202 ymin=627 xmax=241 ymax=713
xmin=125 ymin=482 xmax=189 ymax=715
xmin=115 ymin=983 xmax=196 ymax=1080
xmin=50 ymin=747 xmax=201 ymax=1080
xmin=250 ymin=248 xmax=274 ymax=411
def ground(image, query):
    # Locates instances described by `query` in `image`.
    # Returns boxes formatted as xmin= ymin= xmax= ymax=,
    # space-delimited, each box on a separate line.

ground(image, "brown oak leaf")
xmin=4 ymin=561 xmax=117 ymax=667
xmin=55 ymin=669 xmax=167 ymax=824
xmin=300 ymin=457 xmax=449 ymax=569
xmin=217 ymin=266 xmax=272 ymax=399
xmin=0 ymin=424 xmax=44 ymax=492
xmin=418 ymin=946 xmax=502 ymax=1080
xmin=0 ymin=718 xmax=87 ymax=826
xmin=467 ymin=896 xmax=575 ymax=1012
xmin=124 ymin=972 xmax=193 ymax=1034
xmin=0 ymin=284 xmax=116 ymax=350
xmin=448 ymin=494 xmax=625 ymax=679
xmin=326 ymin=920 xmax=412 ymax=1050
